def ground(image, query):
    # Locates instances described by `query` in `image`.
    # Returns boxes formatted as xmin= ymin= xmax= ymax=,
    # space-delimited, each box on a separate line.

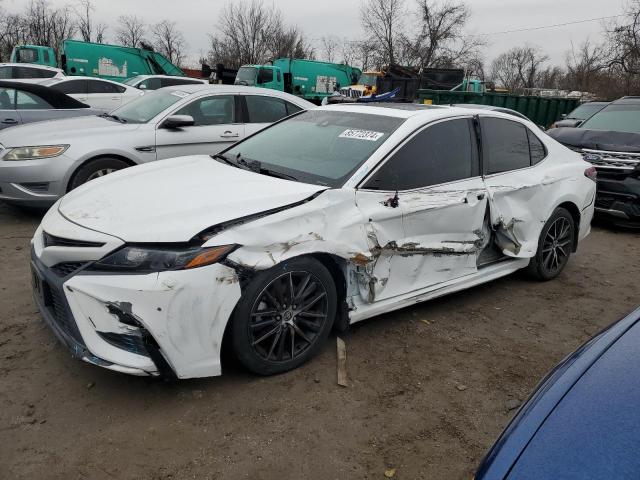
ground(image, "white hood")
xmin=58 ymin=156 xmax=328 ymax=243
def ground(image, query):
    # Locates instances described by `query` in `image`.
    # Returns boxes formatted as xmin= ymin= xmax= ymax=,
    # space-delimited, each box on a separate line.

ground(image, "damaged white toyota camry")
xmin=31 ymin=104 xmax=596 ymax=379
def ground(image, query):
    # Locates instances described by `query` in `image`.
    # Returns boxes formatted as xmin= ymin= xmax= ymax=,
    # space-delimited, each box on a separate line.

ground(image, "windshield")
xmin=124 ymin=75 xmax=145 ymax=86
xmin=224 ymin=110 xmax=404 ymax=187
xmin=358 ymin=73 xmax=378 ymax=86
xmin=235 ymin=67 xmax=257 ymax=86
xmin=16 ymin=48 xmax=38 ymax=63
xmin=109 ymin=89 xmax=187 ymax=123
xmin=567 ymin=103 xmax=606 ymax=120
xmin=580 ymin=103 xmax=640 ymax=134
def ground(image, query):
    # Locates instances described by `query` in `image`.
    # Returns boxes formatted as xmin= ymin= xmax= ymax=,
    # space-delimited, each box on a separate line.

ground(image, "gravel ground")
xmin=1 ymin=201 xmax=639 ymax=480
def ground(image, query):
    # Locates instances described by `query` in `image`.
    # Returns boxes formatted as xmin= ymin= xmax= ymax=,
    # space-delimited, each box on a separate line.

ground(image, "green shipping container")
xmin=416 ymin=89 xmax=580 ymax=128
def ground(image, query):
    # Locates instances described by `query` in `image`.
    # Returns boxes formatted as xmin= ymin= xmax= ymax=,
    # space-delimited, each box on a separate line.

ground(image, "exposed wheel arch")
xmin=66 ymin=154 xmax=138 ymax=193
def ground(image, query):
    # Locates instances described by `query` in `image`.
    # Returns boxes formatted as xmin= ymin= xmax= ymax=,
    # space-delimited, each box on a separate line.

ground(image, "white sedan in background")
xmin=0 ymin=85 xmax=314 ymax=207
xmin=40 ymin=76 xmax=142 ymax=111
xmin=30 ymin=104 xmax=596 ymax=379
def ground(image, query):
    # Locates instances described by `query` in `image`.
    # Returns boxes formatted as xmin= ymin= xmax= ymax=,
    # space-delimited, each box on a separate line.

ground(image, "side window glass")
xmin=143 ymin=78 xmax=162 ymax=90
xmin=54 ymin=80 xmax=87 ymax=95
xmin=285 ymin=101 xmax=303 ymax=115
xmin=257 ymin=68 xmax=273 ymax=84
xmin=176 ymin=95 xmax=235 ymax=126
xmin=0 ymin=67 xmax=11 ymax=79
xmin=363 ymin=118 xmax=477 ymax=191
xmin=15 ymin=91 xmax=52 ymax=110
xmin=88 ymin=80 xmax=122 ymax=94
xmin=482 ymin=117 xmax=531 ymax=174
xmin=13 ymin=67 xmax=39 ymax=79
xmin=0 ymin=88 xmax=15 ymax=109
xmin=245 ymin=96 xmax=287 ymax=123
xmin=527 ymin=129 xmax=547 ymax=165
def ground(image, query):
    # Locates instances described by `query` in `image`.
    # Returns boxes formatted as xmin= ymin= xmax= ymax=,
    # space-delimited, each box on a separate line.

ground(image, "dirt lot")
xmin=0 ymin=202 xmax=639 ymax=480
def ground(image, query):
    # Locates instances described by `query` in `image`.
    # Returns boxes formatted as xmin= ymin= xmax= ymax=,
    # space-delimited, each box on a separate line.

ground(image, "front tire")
xmin=231 ymin=257 xmax=337 ymax=375
xmin=69 ymin=157 xmax=130 ymax=191
xmin=528 ymin=207 xmax=575 ymax=281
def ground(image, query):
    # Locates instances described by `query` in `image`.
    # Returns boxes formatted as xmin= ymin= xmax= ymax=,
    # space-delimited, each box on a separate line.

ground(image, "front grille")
xmin=43 ymin=231 xmax=105 ymax=248
xmin=51 ymin=262 xmax=87 ymax=277
xmin=577 ymin=148 xmax=640 ymax=172
xmin=97 ymin=331 xmax=148 ymax=356
xmin=42 ymin=281 xmax=84 ymax=344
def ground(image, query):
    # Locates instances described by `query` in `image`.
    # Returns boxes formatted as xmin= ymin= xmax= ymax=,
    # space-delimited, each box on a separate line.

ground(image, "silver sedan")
xmin=0 ymin=85 xmax=314 ymax=207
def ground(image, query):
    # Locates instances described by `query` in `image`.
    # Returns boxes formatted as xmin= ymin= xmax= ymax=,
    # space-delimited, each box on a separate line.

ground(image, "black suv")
xmin=548 ymin=96 xmax=640 ymax=226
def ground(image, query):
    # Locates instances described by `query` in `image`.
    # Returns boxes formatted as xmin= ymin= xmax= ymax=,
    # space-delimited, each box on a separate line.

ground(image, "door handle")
xmin=220 ymin=131 xmax=239 ymax=138
xmin=111 ymin=97 xmax=119 ymax=100
xmin=1 ymin=118 xmax=18 ymax=124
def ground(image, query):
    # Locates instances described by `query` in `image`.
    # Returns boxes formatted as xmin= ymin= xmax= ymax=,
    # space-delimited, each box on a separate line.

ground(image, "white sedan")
xmin=30 ymin=104 xmax=596 ymax=379
xmin=40 ymin=76 xmax=142 ymax=111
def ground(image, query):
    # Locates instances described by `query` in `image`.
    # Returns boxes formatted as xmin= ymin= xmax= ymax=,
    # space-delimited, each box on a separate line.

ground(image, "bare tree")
xmin=152 ymin=20 xmax=186 ymax=66
xmin=402 ymin=0 xmax=481 ymax=69
xmin=320 ymin=35 xmax=340 ymax=62
xmin=74 ymin=0 xmax=107 ymax=43
xmin=360 ymin=0 xmax=405 ymax=66
xmin=207 ymin=0 xmax=313 ymax=69
xmin=490 ymin=45 xmax=549 ymax=91
xmin=564 ymin=40 xmax=607 ymax=92
xmin=115 ymin=15 xmax=146 ymax=48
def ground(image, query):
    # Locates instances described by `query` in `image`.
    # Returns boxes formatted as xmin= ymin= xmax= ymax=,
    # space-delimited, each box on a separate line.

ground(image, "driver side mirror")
xmin=561 ymin=113 xmax=567 ymax=119
xmin=161 ymin=115 xmax=195 ymax=129
xmin=139 ymin=83 xmax=147 ymax=90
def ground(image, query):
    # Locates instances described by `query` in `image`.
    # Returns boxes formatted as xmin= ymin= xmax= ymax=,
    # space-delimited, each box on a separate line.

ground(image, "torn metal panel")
xmin=484 ymin=163 xmax=593 ymax=258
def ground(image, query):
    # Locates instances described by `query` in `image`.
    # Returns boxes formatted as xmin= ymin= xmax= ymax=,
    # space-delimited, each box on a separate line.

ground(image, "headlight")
xmin=89 ymin=244 xmax=237 ymax=273
xmin=3 ymin=145 xmax=69 ymax=161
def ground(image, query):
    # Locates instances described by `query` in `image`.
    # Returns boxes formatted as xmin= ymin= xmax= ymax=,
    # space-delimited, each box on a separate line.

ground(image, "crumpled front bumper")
xmin=31 ymin=221 xmax=243 ymax=379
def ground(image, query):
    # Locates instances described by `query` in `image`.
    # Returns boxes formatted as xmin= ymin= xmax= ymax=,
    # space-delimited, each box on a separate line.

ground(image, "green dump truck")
xmin=235 ymin=58 xmax=362 ymax=104
xmin=417 ymin=87 xmax=580 ymax=128
xmin=10 ymin=40 xmax=184 ymax=82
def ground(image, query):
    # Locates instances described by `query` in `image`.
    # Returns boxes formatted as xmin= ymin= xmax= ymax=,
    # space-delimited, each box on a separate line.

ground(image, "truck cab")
xmin=235 ymin=65 xmax=284 ymax=91
xmin=10 ymin=45 xmax=57 ymax=67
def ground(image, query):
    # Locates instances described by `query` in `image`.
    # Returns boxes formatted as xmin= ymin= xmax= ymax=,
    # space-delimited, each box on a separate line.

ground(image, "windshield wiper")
xmin=259 ymin=168 xmax=299 ymax=182
xmin=212 ymin=153 xmax=254 ymax=172
xmin=99 ymin=113 xmax=126 ymax=123
xmin=212 ymin=153 xmax=299 ymax=181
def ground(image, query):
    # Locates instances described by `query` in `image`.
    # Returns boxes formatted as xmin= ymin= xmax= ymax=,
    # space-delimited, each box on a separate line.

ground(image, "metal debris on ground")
xmin=337 ymin=337 xmax=348 ymax=387
xmin=384 ymin=468 xmax=396 ymax=478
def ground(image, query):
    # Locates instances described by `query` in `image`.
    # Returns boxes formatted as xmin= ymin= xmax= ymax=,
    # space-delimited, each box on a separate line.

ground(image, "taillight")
xmin=584 ymin=166 xmax=597 ymax=182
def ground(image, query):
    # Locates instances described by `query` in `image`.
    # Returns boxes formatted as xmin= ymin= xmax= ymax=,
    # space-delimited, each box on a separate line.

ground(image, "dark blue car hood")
xmin=507 ymin=316 xmax=640 ymax=478
xmin=476 ymin=307 xmax=640 ymax=480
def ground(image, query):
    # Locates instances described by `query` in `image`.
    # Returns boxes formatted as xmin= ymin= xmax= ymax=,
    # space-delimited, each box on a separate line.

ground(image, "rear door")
xmin=155 ymin=94 xmax=244 ymax=159
xmin=242 ymin=95 xmax=303 ymax=136
xmin=87 ymin=79 xmax=125 ymax=111
xmin=480 ymin=116 xmax=552 ymax=258
xmin=360 ymin=117 xmax=488 ymax=294
xmin=0 ymin=87 xmax=20 ymax=129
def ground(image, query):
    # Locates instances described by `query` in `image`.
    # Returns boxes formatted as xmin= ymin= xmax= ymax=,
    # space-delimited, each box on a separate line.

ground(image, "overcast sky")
xmin=1 ymin=0 xmax=626 ymax=67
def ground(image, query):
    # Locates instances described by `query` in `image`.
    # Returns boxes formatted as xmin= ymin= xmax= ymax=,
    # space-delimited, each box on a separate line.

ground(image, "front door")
xmin=155 ymin=94 xmax=245 ymax=160
xmin=359 ymin=117 xmax=488 ymax=295
xmin=87 ymin=80 xmax=123 ymax=111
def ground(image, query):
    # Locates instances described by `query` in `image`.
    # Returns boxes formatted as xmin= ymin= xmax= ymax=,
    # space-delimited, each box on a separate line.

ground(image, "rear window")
xmin=580 ymin=103 xmax=640 ymax=134
xmin=224 ymin=110 xmax=404 ymax=187
xmin=567 ymin=103 xmax=605 ymax=120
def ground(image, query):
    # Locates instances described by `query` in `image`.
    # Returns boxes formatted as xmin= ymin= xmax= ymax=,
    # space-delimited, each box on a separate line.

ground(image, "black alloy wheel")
xmin=231 ymin=257 xmax=337 ymax=375
xmin=528 ymin=207 xmax=575 ymax=281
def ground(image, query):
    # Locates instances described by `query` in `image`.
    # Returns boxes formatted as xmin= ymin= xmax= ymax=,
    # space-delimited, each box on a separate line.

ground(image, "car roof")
xmin=613 ymin=96 xmax=640 ymax=105
xmin=0 ymin=63 xmax=63 ymax=72
xmin=156 ymin=84 xmax=316 ymax=106
xmin=46 ymin=76 xmax=125 ymax=84
xmin=131 ymin=75 xmax=206 ymax=81
xmin=316 ymin=102 xmax=530 ymax=121
xmin=0 ymin=80 xmax=89 ymax=109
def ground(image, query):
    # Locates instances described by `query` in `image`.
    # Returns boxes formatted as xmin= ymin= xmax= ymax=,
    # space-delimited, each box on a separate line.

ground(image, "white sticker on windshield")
xmin=171 ymin=91 xmax=189 ymax=98
xmin=339 ymin=129 xmax=385 ymax=141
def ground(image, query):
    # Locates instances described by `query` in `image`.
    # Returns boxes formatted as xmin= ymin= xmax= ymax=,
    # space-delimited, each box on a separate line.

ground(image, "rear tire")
xmin=527 ymin=207 xmax=575 ymax=281
xmin=69 ymin=157 xmax=130 ymax=191
xmin=231 ymin=257 xmax=337 ymax=375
